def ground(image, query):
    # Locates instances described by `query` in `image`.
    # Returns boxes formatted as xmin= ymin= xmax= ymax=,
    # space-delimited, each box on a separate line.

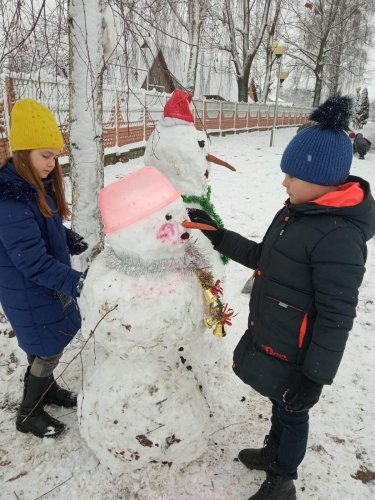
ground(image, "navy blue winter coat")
xmin=0 ymin=161 xmax=82 ymax=356
xmin=215 ymin=176 xmax=375 ymax=402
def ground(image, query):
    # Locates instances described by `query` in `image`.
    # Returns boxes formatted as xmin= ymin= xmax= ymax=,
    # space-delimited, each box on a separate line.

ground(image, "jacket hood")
xmin=287 ymin=175 xmax=375 ymax=241
xmin=0 ymin=161 xmax=38 ymax=202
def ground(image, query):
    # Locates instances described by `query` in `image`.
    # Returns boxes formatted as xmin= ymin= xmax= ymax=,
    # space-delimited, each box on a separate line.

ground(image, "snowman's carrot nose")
xmin=206 ymin=153 xmax=236 ymax=172
xmin=181 ymin=220 xmax=217 ymax=231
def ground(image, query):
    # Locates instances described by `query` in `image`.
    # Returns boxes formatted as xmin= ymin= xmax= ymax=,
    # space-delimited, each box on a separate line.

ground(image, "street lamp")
xmin=269 ymin=41 xmax=288 ymax=147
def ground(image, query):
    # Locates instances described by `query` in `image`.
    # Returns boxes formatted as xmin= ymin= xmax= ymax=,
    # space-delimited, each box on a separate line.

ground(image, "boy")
xmin=188 ymin=95 xmax=375 ymax=499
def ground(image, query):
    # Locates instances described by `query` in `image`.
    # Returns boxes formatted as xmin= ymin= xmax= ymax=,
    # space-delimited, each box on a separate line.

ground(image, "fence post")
xmin=234 ymin=102 xmax=236 ymax=130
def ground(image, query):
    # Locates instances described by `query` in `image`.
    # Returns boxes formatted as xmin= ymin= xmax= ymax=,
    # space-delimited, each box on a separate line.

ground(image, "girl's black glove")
xmin=283 ymin=373 xmax=323 ymax=412
xmin=66 ymin=228 xmax=88 ymax=255
xmin=186 ymin=208 xmax=224 ymax=246
xmin=70 ymin=238 xmax=88 ymax=255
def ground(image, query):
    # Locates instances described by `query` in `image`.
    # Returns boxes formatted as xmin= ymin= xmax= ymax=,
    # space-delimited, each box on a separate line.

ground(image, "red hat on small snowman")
xmin=163 ymin=90 xmax=195 ymax=123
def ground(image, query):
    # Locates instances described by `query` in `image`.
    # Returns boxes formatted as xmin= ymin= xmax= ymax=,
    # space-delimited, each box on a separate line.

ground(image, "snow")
xmin=1 ymin=125 xmax=375 ymax=499
xmin=77 ymin=186 xmax=216 ymax=471
xmin=144 ymin=118 xmax=209 ymax=198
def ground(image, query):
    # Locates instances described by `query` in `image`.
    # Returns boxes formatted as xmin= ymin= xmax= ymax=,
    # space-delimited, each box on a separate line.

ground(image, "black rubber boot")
xmin=238 ymin=435 xmax=278 ymax=471
xmin=16 ymin=372 xmax=65 ymax=438
xmin=248 ymin=467 xmax=297 ymax=500
xmin=44 ymin=374 xmax=77 ymax=408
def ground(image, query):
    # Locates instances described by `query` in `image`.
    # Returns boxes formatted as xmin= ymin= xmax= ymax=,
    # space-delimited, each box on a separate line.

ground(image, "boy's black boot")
xmin=248 ymin=467 xmax=297 ymax=500
xmin=44 ymin=374 xmax=77 ymax=408
xmin=16 ymin=372 xmax=65 ymax=438
xmin=238 ymin=435 xmax=278 ymax=471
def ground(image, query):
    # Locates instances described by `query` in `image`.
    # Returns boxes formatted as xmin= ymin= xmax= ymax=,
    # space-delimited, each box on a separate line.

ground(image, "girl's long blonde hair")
xmin=2 ymin=151 xmax=70 ymax=220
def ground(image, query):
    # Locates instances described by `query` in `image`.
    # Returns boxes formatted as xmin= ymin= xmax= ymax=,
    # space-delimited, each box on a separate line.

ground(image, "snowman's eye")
xmin=198 ymin=140 xmax=205 ymax=148
xmin=165 ymin=214 xmax=172 ymax=220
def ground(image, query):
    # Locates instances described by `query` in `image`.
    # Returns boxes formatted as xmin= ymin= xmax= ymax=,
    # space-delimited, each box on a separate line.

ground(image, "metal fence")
xmin=0 ymin=72 xmax=311 ymax=163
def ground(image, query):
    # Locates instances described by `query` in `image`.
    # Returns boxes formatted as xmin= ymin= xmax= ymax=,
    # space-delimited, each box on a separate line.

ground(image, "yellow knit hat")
xmin=10 ymin=99 xmax=64 ymax=152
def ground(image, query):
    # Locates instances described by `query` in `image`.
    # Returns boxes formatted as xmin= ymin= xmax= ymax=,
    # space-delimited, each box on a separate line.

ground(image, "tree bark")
xmin=185 ymin=0 xmax=204 ymax=93
xmin=312 ymin=70 xmax=323 ymax=107
xmin=68 ymin=0 xmax=105 ymax=269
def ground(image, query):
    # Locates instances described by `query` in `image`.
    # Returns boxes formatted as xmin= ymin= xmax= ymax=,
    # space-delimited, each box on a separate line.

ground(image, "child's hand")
xmin=186 ymin=208 xmax=224 ymax=246
xmin=70 ymin=238 xmax=88 ymax=255
xmin=66 ymin=228 xmax=88 ymax=255
xmin=283 ymin=373 xmax=322 ymax=412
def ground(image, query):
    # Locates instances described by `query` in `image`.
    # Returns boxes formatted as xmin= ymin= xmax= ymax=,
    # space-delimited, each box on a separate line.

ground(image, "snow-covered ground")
xmin=1 ymin=125 xmax=374 ymax=499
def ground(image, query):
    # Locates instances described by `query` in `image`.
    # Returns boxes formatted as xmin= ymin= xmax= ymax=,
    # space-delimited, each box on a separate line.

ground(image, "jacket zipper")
xmin=279 ymin=214 xmax=291 ymax=235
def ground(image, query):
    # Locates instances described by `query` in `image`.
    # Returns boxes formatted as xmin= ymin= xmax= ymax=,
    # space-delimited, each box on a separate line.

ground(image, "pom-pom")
xmin=310 ymin=94 xmax=352 ymax=131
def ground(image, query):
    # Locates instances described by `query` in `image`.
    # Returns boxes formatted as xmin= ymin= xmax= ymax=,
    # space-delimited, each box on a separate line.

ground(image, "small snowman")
xmin=78 ymin=167 xmax=229 ymax=473
xmin=144 ymin=90 xmax=236 ymax=275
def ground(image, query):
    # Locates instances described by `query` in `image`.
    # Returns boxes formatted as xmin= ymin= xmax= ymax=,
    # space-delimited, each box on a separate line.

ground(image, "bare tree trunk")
xmin=223 ymin=0 xmax=271 ymax=103
xmin=261 ymin=44 xmax=273 ymax=103
xmin=261 ymin=0 xmax=283 ymax=103
xmin=166 ymin=0 xmax=204 ymax=94
xmin=313 ymin=69 xmax=323 ymax=106
xmin=68 ymin=0 xmax=105 ymax=269
xmin=238 ymin=72 xmax=251 ymax=102
xmin=186 ymin=0 xmax=204 ymax=93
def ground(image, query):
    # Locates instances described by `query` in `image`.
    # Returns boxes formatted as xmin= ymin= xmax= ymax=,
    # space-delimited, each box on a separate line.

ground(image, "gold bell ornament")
xmin=203 ymin=288 xmax=217 ymax=305
xmin=196 ymin=268 xmax=235 ymax=338
xmin=213 ymin=322 xmax=225 ymax=337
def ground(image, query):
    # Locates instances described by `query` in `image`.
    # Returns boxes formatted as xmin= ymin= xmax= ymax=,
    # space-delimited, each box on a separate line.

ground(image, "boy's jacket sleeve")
xmin=215 ymin=229 xmax=263 ymax=270
xmin=0 ymin=200 xmax=81 ymax=297
xmin=303 ymin=226 xmax=366 ymax=384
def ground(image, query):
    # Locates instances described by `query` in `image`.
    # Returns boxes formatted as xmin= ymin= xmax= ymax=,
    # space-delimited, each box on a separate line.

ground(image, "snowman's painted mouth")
xmin=157 ymin=222 xmax=185 ymax=245
xmin=181 ymin=232 xmax=190 ymax=240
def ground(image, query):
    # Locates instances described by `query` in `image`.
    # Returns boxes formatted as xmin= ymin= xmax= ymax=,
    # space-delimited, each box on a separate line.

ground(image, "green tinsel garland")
xmin=182 ymin=186 xmax=229 ymax=265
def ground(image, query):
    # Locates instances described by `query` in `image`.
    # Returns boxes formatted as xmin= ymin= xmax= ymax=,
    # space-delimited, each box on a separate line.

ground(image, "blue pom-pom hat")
xmin=281 ymin=94 xmax=353 ymax=186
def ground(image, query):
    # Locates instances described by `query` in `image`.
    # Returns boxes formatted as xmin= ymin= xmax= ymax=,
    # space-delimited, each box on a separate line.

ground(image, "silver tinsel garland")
xmin=104 ymin=240 xmax=211 ymax=277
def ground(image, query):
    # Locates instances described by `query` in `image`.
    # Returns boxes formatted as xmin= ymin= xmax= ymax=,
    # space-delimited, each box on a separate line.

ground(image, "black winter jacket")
xmin=216 ymin=176 xmax=375 ymax=403
xmin=353 ymin=135 xmax=371 ymax=156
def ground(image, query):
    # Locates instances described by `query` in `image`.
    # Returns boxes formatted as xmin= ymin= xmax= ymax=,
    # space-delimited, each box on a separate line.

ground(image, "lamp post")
xmin=269 ymin=41 xmax=288 ymax=147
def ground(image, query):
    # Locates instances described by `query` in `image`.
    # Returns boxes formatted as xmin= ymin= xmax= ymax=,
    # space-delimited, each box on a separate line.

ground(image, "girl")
xmin=0 ymin=99 xmax=87 ymax=438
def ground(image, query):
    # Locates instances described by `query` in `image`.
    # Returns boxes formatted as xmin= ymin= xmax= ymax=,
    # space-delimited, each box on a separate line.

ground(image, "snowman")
xmin=78 ymin=167 xmax=230 ymax=473
xmin=144 ymin=90 xmax=236 ymax=277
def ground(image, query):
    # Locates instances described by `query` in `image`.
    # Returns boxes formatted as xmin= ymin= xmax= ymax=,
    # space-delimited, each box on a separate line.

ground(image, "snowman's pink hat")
xmin=163 ymin=90 xmax=195 ymax=123
xmin=99 ymin=166 xmax=181 ymax=234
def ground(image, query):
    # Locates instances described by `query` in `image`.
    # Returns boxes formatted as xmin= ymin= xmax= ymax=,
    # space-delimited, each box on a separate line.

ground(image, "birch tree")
xmin=284 ymin=0 xmax=374 ymax=106
xmin=68 ymin=0 xmax=105 ymax=268
xmin=259 ymin=0 xmax=284 ymax=103
xmin=212 ymin=0 xmax=272 ymax=102
xmin=0 ymin=0 xmax=68 ymax=75
xmin=166 ymin=0 xmax=206 ymax=93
